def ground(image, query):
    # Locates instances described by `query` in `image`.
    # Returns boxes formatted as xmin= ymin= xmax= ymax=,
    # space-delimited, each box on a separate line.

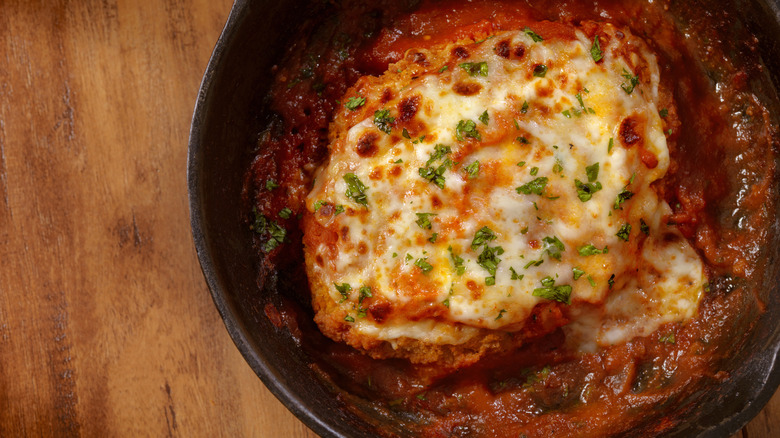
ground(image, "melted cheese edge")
xmin=306 ymin=27 xmax=705 ymax=350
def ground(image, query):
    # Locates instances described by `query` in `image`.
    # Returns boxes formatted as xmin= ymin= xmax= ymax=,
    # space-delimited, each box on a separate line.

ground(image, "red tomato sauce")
xmin=243 ymin=0 xmax=778 ymax=436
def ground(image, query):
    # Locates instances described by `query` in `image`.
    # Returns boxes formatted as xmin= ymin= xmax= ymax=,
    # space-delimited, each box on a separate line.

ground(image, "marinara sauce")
xmin=243 ymin=0 xmax=779 ymax=436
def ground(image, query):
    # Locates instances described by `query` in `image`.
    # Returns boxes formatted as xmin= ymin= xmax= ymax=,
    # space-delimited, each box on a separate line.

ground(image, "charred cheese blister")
xmin=303 ymin=24 xmax=705 ymax=365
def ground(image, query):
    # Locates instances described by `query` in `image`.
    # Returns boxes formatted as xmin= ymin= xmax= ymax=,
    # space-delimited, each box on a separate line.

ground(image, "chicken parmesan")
xmin=302 ymin=23 xmax=706 ymax=366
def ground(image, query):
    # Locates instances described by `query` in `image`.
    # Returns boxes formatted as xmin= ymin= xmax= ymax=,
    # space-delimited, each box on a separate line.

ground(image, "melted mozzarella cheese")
xmin=305 ymin=25 xmax=705 ymax=351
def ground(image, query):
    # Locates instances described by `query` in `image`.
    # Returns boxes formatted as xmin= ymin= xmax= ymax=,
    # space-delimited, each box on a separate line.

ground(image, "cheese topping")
xmin=305 ymin=25 xmax=705 ymax=354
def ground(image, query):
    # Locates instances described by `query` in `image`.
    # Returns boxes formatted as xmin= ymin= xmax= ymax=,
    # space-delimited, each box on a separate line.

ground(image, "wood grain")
xmin=0 ymin=0 xmax=774 ymax=436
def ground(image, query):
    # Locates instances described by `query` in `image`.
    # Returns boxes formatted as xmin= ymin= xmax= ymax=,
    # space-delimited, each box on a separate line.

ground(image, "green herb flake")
xmin=455 ymin=119 xmax=482 ymax=141
xmin=608 ymin=137 xmax=614 ymax=153
xmin=640 ymin=218 xmax=650 ymax=235
xmin=659 ymin=108 xmax=669 ymax=118
xmin=373 ymin=109 xmax=395 ymax=134
xmin=587 ymin=275 xmax=597 ymax=287
xmin=358 ymin=286 xmax=373 ymax=304
xmin=415 ymin=258 xmax=433 ymax=274
xmin=459 ymin=61 xmax=489 ymax=77
xmin=439 ymin=65 xmax=449 ymax=73
xmin=562 ymin=110 xmax=572 ymax=119
xmin=344 ymin=173 xmax=369 ymax=207
xmin=345 ymin=96 xmax=366 ymax=110
xmin=521 ymin=100 xmax=529 ymax=114
xmin=448 ymin=246 xmax=466 ymax=275
xmin=532 ymin=276 xmax=572 ymax=304
xmin=524 ymin=27 xmax=544 ymax=42
xmin=590 ymin=35 xmax=603 ymax=62
xmin=479 ymin=110 xmax=490 ymax=125
xmin=495 ymin=309 xmax=507 ymax=320
xmin=517 ymin=136 xmax=530 ymax=144
xmin=465 ymin=161 xmax=480 ymax=178
xmin=524 ymin=258 xmax=544 ymax=269
xmin=279 ymin=208 xmax=293 ymax=219
xmin=415 ymin=212 xmax=437 ymax=230
xmin=621 ymin=68 xmax=639 ymax=94
xmin=265 ymin=179 xmax=279 ymax=191
xmin=510 ymin=267 xmax=523 ymax=280
xmin=517 ymin=177 xmax=549 ymax=196
xmin=616 ymin=223 xmax=632 ymax=241
xmin=572 ymin=267 xmax=585 ymax=280
xmin=402 ymin=128 xmax=411 ymax=139
xmin=262 ymin=221 xmax=287 ymax=252
xmin=334 ymin=283 xmax=352 ymax=302
xmin=608 ymin=274 xmax=615 ymax=289
xmin=614 ymin=189 xmax=634 ymax=210
xmin=542 ymin=235 xmax=565 ymax=261
xmin=334 ymin=205 xmax=345 ymax=215
xmin=471 ymin=226 xmax=497 ymax=249
xmin=313 ymin=200 xmax=326 ymax=212
xmin=533 ymin=64 xmax=548 ymax=78
xmin=344 ymin=315 xmax=355 ymax=322
xmin=530 ymin=167 xmax=539 ymax=176
xmin=578 ymin=244 xmax=606 ymax=256
xmin=553 ymin=158 xmax=563 ymax=174
xmin=428 ymin=233 xmax=439 ymax=243
xmin=659 ymin=333 xmax=676 ymax=344
xmin=517 ymin=161 xmax=526 ymax=167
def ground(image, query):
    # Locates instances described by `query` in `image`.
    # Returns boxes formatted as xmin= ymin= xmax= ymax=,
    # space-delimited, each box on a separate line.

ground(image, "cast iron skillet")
xmin=188 ymin=0 xmax=780 ymax=436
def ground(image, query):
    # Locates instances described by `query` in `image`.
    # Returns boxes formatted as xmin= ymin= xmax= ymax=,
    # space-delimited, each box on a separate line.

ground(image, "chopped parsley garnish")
xmin=576 ymin=93 xmax=586 ymax=109
xmin=471 ymin=226 xmax=497 ymax=249
xmin=616 ymin=223 xmax=632 ymax=241
xmin=278 ymin=208 xmax=293 ymax=219
xmin=402 ymin=128 xmax=411 ymax=139
xmin=590 ymin=35 xmax=603 ymax=62
xmin=358 ymin=286 xmax=372 ymax=304
xmin=574 ymin=162 xmax=602 ymax=202
xmin=344 ymin=173 xmax=368 ymax=207
xmin=524 ymin=27 xmax=544 ymax=42
xmin=542 ymin=235 xmax=565 ymax=261
xmin=479 ymin=110 xmax=490 ymax=125
xmin=614 ymin=189 xmax=634 ymax=210
xmin=495 ymin=309 xmax=507 ymax=320
xmin=448 ymin=246 xmax=466 ymax=275
xmin=394 ymin=159 xmax=403 ymax=164
xmin=419 ymin=144 xmax=453 ymax=188
xmin=533 ymin=64 xmax=548 ymax=78
xmin=254 ymin=214 xmax=286 ymax=252
xmin=334 ymin=205 xmax=345 ymax=215
xmin=517 ymin=161 xmax=526 ymax=167
xmin=553 ymin=158 xmax=563 ymax=174
xmin=562 ymin=110 xmax=572 ymax=118
xmin=428 ymin=233 xmax=439 ymax=243
xmin=510 ymin=267 xmax=523 ymax=280
xmin=578 ymin=244 xmax=607 ymax=256
xmin=415 ymin=212 xmax=437 ymax=230
xmin=621 ymin=68 xmax=639 ymax=94
xmin=517 ymin=136 xmax=530 ymax=144
xmin=521 ymin=100 xmax=529 ymax=114
xmin=345 ymin=96 xmax=366 ymax=110
xmin=477 ymin=244 xmax=504 ymax=286
xmin=334 ymin=283 xmax=352 ymax=302
xmin=344 ymin=315 xmax=355 ymax=322
xmin=265 ymin=179 xmax=279 ymax=191
xmin=572 ymin=267 xmax=585 ymax=280
xmin=415 ymin=257 xmax=433 ymax=274
xmin=517 ymin=177 xmax=549 ymax=196
xmin=313 ymin=200 xmax=326 ymax=212
xmin=659 ymin=108 xmax=669 ymax=118
xmin=524 ymin=258 xmax=544 ymax=269
xmin=640 ymin=218 xmax=650 ymax=235
xmin=464 ymin=161 xmax=480 ymax=178
xmin=459 ymin=61 xmax=489 ymax=77
xmin=455 ymin=119 xmax=482 ymax=141
xmin=532 ymin=276 xmax=572 ymax=304
xmin=373 ymin=109 xmax=395 ymax=134
xmin=659 ymin=333 xmax=676 ymax=344
xmin=608 ymin=274 xmax=615 ymax=289
xmin=530 ymin=167 xmax=539 ymax=176
xmin=439 ymin=65 xmax=449 ymax=73
xmin=608 ymin=137 xmax=614 ymax=153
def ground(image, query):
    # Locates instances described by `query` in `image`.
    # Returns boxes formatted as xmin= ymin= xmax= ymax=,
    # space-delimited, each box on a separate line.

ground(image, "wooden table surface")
xmin=0 ymin=0 xmax=777 ymax=436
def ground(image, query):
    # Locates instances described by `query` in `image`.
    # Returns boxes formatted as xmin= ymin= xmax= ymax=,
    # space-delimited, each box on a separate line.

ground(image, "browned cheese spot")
xmin=453 ymin=81 xmax=483 ymax=96
xmin=357 ymin=241 xmax=368 ymax=255
xmin=431 ymin=195 xmax=443 ymax=208
xmin=528 ymin=239 xmax=540 ymax=250
xmin=452 ymin=46 xmax=470 ymax=59
xmin=388 ymin=165 xmax=402 ymax=177
xmin=466 ymin=280 xmax=482 ymax=300
xmin=369 ymin=301 xmax=393 ymax=323
xmin=495 ymin=40 xmax=511 ymax=58
xmin=619 ymin=116 xmax=644 ymax=148
xmin=398 ymin=95 xmax=421 ymax=122
xmin=356 ymin=132 xmax=379 ymax=157
xmin=315 ymin=254 xmax=324 ymax=267
xmin=381 ymin=88 xmax=394 ymax=104
xmin=514 ymin=45 xmax=526 ymax=59
xmin=340 ymin=226 xmax=350 ymax=241
xmin=369 ymin=166 xmax=383 ymax=180
xmin=412 ymin=51 xmax=428 ymax=66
